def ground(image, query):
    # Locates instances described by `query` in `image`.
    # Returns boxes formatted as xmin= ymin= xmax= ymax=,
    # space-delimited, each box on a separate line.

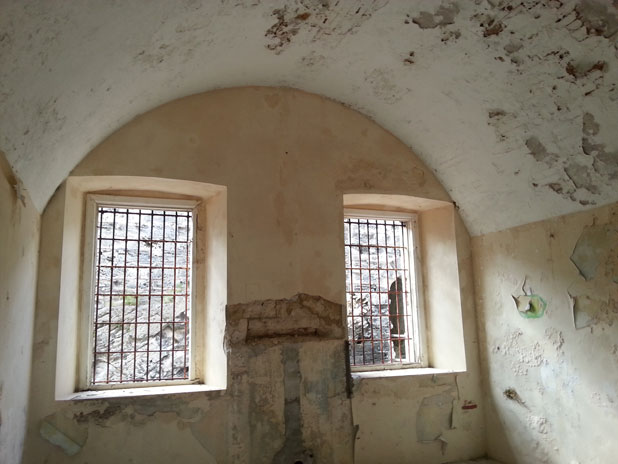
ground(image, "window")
xmin=344 ymin=211 xmax=425 ymax=369
xmin=83 ymin=197 xmax=196 ymax=387
xmin=55 ymin=176 xmax=227 ymax=400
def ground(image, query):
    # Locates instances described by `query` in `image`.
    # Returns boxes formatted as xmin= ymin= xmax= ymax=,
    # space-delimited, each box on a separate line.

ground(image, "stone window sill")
xmin=351 ymin=367 xmax=461 ymax=380
xmin=59 ymin=384 xmax=223 ymax=401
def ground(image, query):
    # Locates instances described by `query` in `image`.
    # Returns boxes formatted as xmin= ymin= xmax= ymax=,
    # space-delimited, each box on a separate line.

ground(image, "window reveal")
xmin=91 ymin=206 xmax=193 ymax=385
xmin=344 ymin=215 xmax=422 ymax=368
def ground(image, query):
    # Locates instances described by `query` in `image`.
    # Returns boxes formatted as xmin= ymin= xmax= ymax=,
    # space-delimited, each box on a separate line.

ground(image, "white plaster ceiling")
xmin=1 ymin=0 xmax=617 ymax=235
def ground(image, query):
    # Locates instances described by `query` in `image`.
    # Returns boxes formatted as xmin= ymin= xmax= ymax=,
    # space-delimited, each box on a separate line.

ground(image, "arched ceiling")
xmin=1 ymin=0 xmax=617 ymax=235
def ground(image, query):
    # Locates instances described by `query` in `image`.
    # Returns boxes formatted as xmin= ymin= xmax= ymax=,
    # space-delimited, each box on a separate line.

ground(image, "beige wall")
xmin=23 ymin=87 xmax=485 ymax=463
xmin=0 ymin=152 xmax=40 ymax=464
xmin=473 ymin=202 xmax=618 ymax=463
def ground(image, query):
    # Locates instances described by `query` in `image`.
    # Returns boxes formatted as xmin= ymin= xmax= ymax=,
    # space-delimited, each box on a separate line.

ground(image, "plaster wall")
xmin=473 ymin=202 xmax=618 ymax=463
xmin=23 ymin=87 xmax=485 ymax=463
xmin=0 ymin=152 xmax=40 ymax=464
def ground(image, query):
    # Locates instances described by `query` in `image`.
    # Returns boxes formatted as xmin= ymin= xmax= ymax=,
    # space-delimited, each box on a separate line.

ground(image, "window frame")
xmin=343 ymin=208 xmax=428 ymax=372
xmin=79 ymin=194 xmax=202 ymax=391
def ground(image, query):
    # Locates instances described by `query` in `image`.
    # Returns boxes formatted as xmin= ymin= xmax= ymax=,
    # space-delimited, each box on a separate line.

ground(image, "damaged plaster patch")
xmin=573 ymin=0 xmax=618 ymax=39
xmin=412 ymin=2 xmax=459 ymax=29
xmin=526 ymin=121 xmax=610 ymax=204
xmin=264 ymin=1 xmax=387 ymax=54
xmin=72 ymin=404 xmax=124 ymax=426
xmin=525 ymin=136 xmax=557 ymax=164
xmin=488 ymin=108 xmax=506 ymax=119
xmin=583 ymin=112 xmax=600 ymax=136
xmin=568 ymin=213 xmax=618 ymax=328
xmin=544 ymin=327 xmax=564 ymax=352
xmin=40 ymin=421 xmax=83 ymax=456
xmin=513 ymin=294 xmax=547 ymax=319
xmin=581 ymin=112 xmax=618 ymax=181
xmin=565 ymin=60 xmax=608 ymax=79
xmin=512 ymin=277 xmax=546 ymax=319
xmin=564 ymin=162 xmax=599 ymax=194
xmin=569 ymin=291 xmax=613 ymax=329
xmin=265 ymin=6 xmax=318 ymax=54
xmin=226 ymin=293 xmax=344 ymax=344
xmin=504 ymin=40 xmax=523 ymax=55
xmin=272 ymin=345 xmax=314 ymax=464
xmin=570 ymin=222 xmax=613 ymax=281
xmin=226 ymin=294 xmax=351 ymax=463
xmin=526 ymin=415 xmax=550 ymax=435
xmin=416 ymin=389 xmax=455 ymax=443
xmin=132 ymin=396 xmax=204 ymax=422
xmin=40 ymin=414 xmax=88 ymax=456
xmin=483 ymin=18 xmax=505 ymax=37
xmin=494 ymin=328 xmax=546 ymax=376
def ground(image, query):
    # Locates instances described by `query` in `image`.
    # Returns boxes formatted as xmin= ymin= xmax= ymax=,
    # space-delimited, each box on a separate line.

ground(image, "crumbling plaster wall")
xmin=473 ymin=202 xmax=618 ymax=463
xmin=23 ymin=87 xmax=485 ymax=463
xmin=0 ymin=151 xmax=40 ymax=464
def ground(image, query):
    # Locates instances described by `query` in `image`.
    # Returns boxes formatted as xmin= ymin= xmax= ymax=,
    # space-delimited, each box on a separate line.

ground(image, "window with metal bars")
xmin=344 ymin=212 xmax=424 ymax=369
xmin=87 ymin=198 xmax=196 ymax=386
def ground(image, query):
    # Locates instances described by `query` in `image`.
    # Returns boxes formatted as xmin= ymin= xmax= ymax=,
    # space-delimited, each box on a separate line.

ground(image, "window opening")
xmin=91 ymin=205 xmax=193 ymax=385
xmin=344 ymin=214 xmax=421 ymax=368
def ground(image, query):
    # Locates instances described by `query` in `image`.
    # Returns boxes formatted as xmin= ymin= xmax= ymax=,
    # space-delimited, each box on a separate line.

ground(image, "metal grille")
xmin=92 ymin=206 xmax=193 ymax=385
xmin=344 ymin=216 xmax=417 ymax=367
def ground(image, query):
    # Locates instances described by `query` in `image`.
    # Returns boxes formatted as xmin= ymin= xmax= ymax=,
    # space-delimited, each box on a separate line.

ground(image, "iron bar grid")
xmin=92 ymin=206 xmax=193 ymax=385
xmin=344 ymin=217 xmax=416 ymax=367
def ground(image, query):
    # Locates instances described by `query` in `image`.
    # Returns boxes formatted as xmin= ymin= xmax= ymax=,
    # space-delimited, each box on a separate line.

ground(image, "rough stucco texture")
xmin=473 ymin=202 xmax=618 ymax=464
xmin=23 ymin=87 xmax=485 ymax=463
xmin=1 ymin=0 xmax=617 ymax=236
xmin=0 ymin=152 xmax=40 ymax=464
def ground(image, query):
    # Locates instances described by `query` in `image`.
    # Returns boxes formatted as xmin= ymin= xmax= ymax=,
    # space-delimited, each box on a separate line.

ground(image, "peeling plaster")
xmin=39 ymin=421 xmax=82 ymax=456
xmin=2 ymin=1 xmax=618 ymax=236
xmin=512 ymin=294 xmax=547 ymax=319
xmin=264 ymin=1 xmax=386 ymax=54
xmin=416 ymin=389 xmax=455 ymax=443
xmin=574 ymin=0 xmax=618 ymax=38
xmin=581 ymin=112 xmax=618 ymax=181
xmin=511 ymin=277 xmax=547 ymax=319
xmin=570 ymin=221 xmax=613 ymax=280
xmin=525 ymin=136 xmax=557 ymax=164
xmin=412 ymin=3 xmax=460 ymax=29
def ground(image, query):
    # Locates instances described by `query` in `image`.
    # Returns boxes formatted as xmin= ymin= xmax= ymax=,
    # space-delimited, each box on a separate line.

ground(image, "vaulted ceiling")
xmin=1 ymin=0 xmax=617 ymax=235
